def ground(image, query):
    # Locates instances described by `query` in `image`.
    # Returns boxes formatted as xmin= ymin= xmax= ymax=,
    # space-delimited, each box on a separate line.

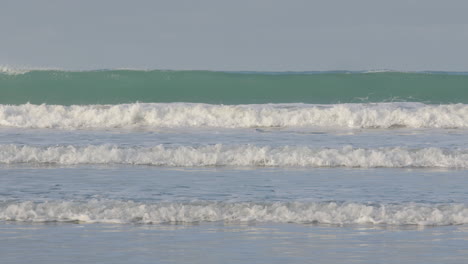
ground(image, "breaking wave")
xmin=1 ymin=200 xmax=467 ymax=226
xmin=1 ymin=102 xmax=468 ymax=129
xmin=1 ymin=144 xmax=468 ymax=168
xmin=2 ymin=70 xmax=468 ymax=105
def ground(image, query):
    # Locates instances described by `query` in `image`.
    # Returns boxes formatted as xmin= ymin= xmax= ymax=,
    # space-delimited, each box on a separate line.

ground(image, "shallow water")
xmin=1 ymin=166 xmax=467 ymax=204
xmin=2 ymin=100 xmax=468 ymax=262
xmin=1 ymin=165 xmax=468 ymax=263
xmin=2 ymin=221 xmax=468 ymax=264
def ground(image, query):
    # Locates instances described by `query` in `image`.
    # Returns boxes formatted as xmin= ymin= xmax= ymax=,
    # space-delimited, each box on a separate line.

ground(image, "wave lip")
xmin=1 ymin=144 xmax=468 ymax=168
xmin=2 ymin=102 xmax=468 ymax=129
xmin=1 ymin=200 xmax=467 ymax=226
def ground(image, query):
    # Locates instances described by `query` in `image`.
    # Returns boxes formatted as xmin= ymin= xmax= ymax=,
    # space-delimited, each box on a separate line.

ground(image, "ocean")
xmin=1 ymin=69 xmax=468 ymax=263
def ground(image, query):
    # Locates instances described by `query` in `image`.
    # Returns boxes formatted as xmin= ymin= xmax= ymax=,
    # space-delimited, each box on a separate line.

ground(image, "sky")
xmin=1 ymin=0 xmax=468 ymax=71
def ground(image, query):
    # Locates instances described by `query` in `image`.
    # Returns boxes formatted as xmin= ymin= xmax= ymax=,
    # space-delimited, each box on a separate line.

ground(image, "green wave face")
xmin=1 ymin=70 xmax=467 ymax=105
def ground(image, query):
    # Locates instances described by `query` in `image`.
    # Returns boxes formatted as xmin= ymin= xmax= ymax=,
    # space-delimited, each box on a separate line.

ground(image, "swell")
xmin=1 ymin=102 xmax=468 ymax=129
xmin=1 ymin=70 xmax=468 ymax=105
xmin=1 ymin=200 xmax=467 ymax=226
xmin=1 ymin=144 xmax=468 ymax=168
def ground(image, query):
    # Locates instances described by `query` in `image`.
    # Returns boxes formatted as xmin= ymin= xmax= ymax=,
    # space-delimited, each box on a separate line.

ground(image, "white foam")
xmin=1 ymin=103 xmax=468 ymax=129
xmin=1 ymin=200 xmax=467 ymax=226
xmin=0 ymin=66 xmax=31 ymax=75
xmin=1 ymin=144 xmax=467 ymax=168
xmin=0 ymin=66 xmax=64 ymax=75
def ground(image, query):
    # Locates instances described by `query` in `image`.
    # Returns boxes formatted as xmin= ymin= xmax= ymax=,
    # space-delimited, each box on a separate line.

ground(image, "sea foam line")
xmin=0 ymin=66 xmax=59 ymax=75
xmin=1 ymin=200 xmax=467 ymax=226
xmin=1 ymin=144 xmax=467 ymax=168
xmin=1 ymin=102 xmax=468 ymax=129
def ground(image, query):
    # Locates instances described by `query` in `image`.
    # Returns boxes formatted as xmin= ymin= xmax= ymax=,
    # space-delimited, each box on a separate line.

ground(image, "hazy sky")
xmin=1 ymin=0 xmax=468 ymax=71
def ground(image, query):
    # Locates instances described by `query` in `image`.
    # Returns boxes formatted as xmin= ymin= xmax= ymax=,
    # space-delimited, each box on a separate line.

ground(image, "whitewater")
xmin=1 ymin=144 xmax=468 ymax=168
xmin=2 ymin=200 xmax=468 ymax=225
xmin=2 ymin=102 xmax=468 ymax=129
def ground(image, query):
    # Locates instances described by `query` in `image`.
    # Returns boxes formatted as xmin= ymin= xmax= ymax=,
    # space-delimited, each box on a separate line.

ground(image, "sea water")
xmin=1 ymin=70 xmax=468 ymax=263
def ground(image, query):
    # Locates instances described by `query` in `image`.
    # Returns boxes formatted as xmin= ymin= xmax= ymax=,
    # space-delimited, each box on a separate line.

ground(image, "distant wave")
xmin=1 ymin=200 xmax=467 ymax=226
xmin=0 ymin=66 xmax=32 ymax=75
xmin=2 ymin=144 xmax=468 ymax=168
xmin=2 ymin=103 xmax=468 ymax=129
xmin=0 ymin=66 xmax=62 ymax=75
xmin=1 ymin=69 xmax=468 ymax=104
xmin=1 ymin=66 xmax=468 ymax=75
